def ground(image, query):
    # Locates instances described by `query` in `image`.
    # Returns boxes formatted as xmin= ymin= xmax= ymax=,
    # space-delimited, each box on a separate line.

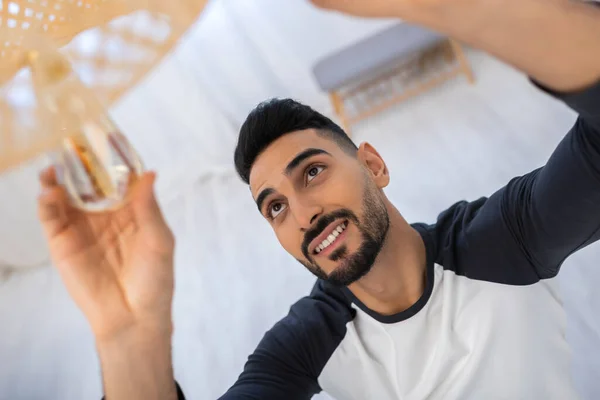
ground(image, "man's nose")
xmin=292 ymin=201 xmax=323 ymax=231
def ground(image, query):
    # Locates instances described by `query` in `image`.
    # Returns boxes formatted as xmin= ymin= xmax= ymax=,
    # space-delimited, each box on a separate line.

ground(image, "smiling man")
xmin=37 ymin=0 xmax=600 ymax=399
xmin=239 ymin=102 xmax=428 ymax=319
xmin=247 ymin=126 xmax=394 ymax=288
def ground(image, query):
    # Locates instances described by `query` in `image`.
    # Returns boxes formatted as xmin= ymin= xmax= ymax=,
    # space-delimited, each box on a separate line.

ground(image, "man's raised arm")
xmin=311 ymin=0 xmax=600 ymax=92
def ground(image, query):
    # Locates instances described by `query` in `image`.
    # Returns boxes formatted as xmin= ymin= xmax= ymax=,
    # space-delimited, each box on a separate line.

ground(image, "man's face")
xmin=249 ymin=129 xmax=390 ymax=286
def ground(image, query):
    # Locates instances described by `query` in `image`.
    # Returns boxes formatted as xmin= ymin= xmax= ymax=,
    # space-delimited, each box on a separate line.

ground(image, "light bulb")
xmin=28 ymin=50 xmax=144 ymax=212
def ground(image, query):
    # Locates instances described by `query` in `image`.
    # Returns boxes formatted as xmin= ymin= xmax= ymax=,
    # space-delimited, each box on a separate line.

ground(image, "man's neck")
xmin=347 ymin=206 xmax=427 ymax=316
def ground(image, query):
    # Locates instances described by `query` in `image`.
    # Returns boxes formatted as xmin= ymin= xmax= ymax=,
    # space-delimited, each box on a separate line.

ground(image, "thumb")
xmin=37 ymin=166 xmax=72 ymax=239
xmin=131 ymin=171 xmax=168 ymax=230
xmin=38 ymin=186 xmax=71 ymax=239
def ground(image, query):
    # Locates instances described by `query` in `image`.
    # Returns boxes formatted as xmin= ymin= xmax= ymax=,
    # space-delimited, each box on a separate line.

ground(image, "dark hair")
xmin=234 ymin=98 xmax=357 ymax=184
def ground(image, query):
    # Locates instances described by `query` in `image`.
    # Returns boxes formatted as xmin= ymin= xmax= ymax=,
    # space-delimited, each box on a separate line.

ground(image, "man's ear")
xmin=357 ymin=142 xmax=390 ymax=188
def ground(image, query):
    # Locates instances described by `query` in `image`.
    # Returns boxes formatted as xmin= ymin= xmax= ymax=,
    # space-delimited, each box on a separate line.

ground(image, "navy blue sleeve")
xmin=176 ymin=382 xmax=186 ymax=399
xmin=428 ymin=79 xmax=600 ymax=283
xmin=218 ymin=280 xmax=353 ymax=400
xmin=501 ymin=79 xmax=600 ymax=278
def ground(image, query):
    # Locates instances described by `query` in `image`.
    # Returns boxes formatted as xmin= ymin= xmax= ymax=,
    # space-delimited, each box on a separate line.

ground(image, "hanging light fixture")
xmin=0 ymin=0 xmax=209 ymax=211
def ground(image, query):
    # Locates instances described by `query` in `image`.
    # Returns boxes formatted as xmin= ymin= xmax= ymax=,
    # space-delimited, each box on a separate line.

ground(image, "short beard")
xmin=298 ymin=181 xmax=390 ymax=287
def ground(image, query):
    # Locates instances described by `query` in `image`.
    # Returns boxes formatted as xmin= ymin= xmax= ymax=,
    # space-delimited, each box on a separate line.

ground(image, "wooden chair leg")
xmin=329 ymin=91 xmax=351 ymax=136
xmin=450 ymin=39 xmax=475 ymax=84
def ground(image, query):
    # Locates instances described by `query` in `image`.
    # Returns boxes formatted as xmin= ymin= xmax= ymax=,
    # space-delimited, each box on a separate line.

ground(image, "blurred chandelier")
xmin=0 ymin=0 xmax=208 ymax=211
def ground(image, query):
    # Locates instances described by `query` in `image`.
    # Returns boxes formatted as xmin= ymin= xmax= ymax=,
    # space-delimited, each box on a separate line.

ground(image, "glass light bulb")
xmin=29 ymin=50 xmax=144 ymax=212
xmin=54 ymin=120 xmax=144 ymax=212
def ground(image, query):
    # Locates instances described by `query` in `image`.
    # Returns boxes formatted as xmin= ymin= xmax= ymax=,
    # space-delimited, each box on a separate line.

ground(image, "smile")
xmin=312 ymin=221 xmax=348 ymax=255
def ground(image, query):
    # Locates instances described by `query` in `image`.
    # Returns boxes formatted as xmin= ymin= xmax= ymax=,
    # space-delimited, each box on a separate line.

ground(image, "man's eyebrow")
xmin=255 ymin=187 xmax=274 ymax=213
xmin=284 ymin=148 xmax=331 ymax=176
xmin=254 ymin=149 xmax=331 ymax=213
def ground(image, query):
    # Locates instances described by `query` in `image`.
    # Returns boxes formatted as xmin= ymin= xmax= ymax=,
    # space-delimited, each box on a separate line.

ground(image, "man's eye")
xmin=269 ymin=202 xmax=287 ymax=219
xmin=306 ymin=165 xmax=325 ymax=182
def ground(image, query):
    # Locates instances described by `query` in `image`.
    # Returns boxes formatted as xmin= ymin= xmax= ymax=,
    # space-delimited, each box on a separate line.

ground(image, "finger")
xmin=39 ymin=166 xmax=58 ymax=189
xmin=131 ymin=172 xmax=174 ymax=250
xmin=38 ymin=186 xmax=71 ymax=238
xmin=131 ymin=172 xmax=167 ymax=226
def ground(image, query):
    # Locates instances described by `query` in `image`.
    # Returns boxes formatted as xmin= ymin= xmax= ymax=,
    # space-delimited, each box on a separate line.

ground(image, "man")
xmin=37 ymin=0 xmax=600 ymax=399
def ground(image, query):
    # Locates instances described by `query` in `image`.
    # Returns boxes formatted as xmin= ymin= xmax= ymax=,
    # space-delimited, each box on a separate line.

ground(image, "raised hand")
xmin=310 ymin=0 xmax=600 ymax=92
xmin=37 ymin=166 xmax=175 ymax=340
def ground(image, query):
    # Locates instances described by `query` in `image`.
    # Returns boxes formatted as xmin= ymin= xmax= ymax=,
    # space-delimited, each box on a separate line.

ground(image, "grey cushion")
xmin=312 ymin=23 xmax=445 ymax=91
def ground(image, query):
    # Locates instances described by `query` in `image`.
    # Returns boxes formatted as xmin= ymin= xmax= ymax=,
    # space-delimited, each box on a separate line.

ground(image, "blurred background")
xmin=1 ymin=0 xmax=599 ymax=399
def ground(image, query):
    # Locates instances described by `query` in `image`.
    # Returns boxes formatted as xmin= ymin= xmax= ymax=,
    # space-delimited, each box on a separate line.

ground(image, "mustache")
xmin=301 ymin=209 xmax=359 ymax=259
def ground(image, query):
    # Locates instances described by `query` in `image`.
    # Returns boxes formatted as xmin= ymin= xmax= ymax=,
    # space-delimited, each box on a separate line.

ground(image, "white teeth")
xmin=314 ymin=221 xmax=348 ymax=254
